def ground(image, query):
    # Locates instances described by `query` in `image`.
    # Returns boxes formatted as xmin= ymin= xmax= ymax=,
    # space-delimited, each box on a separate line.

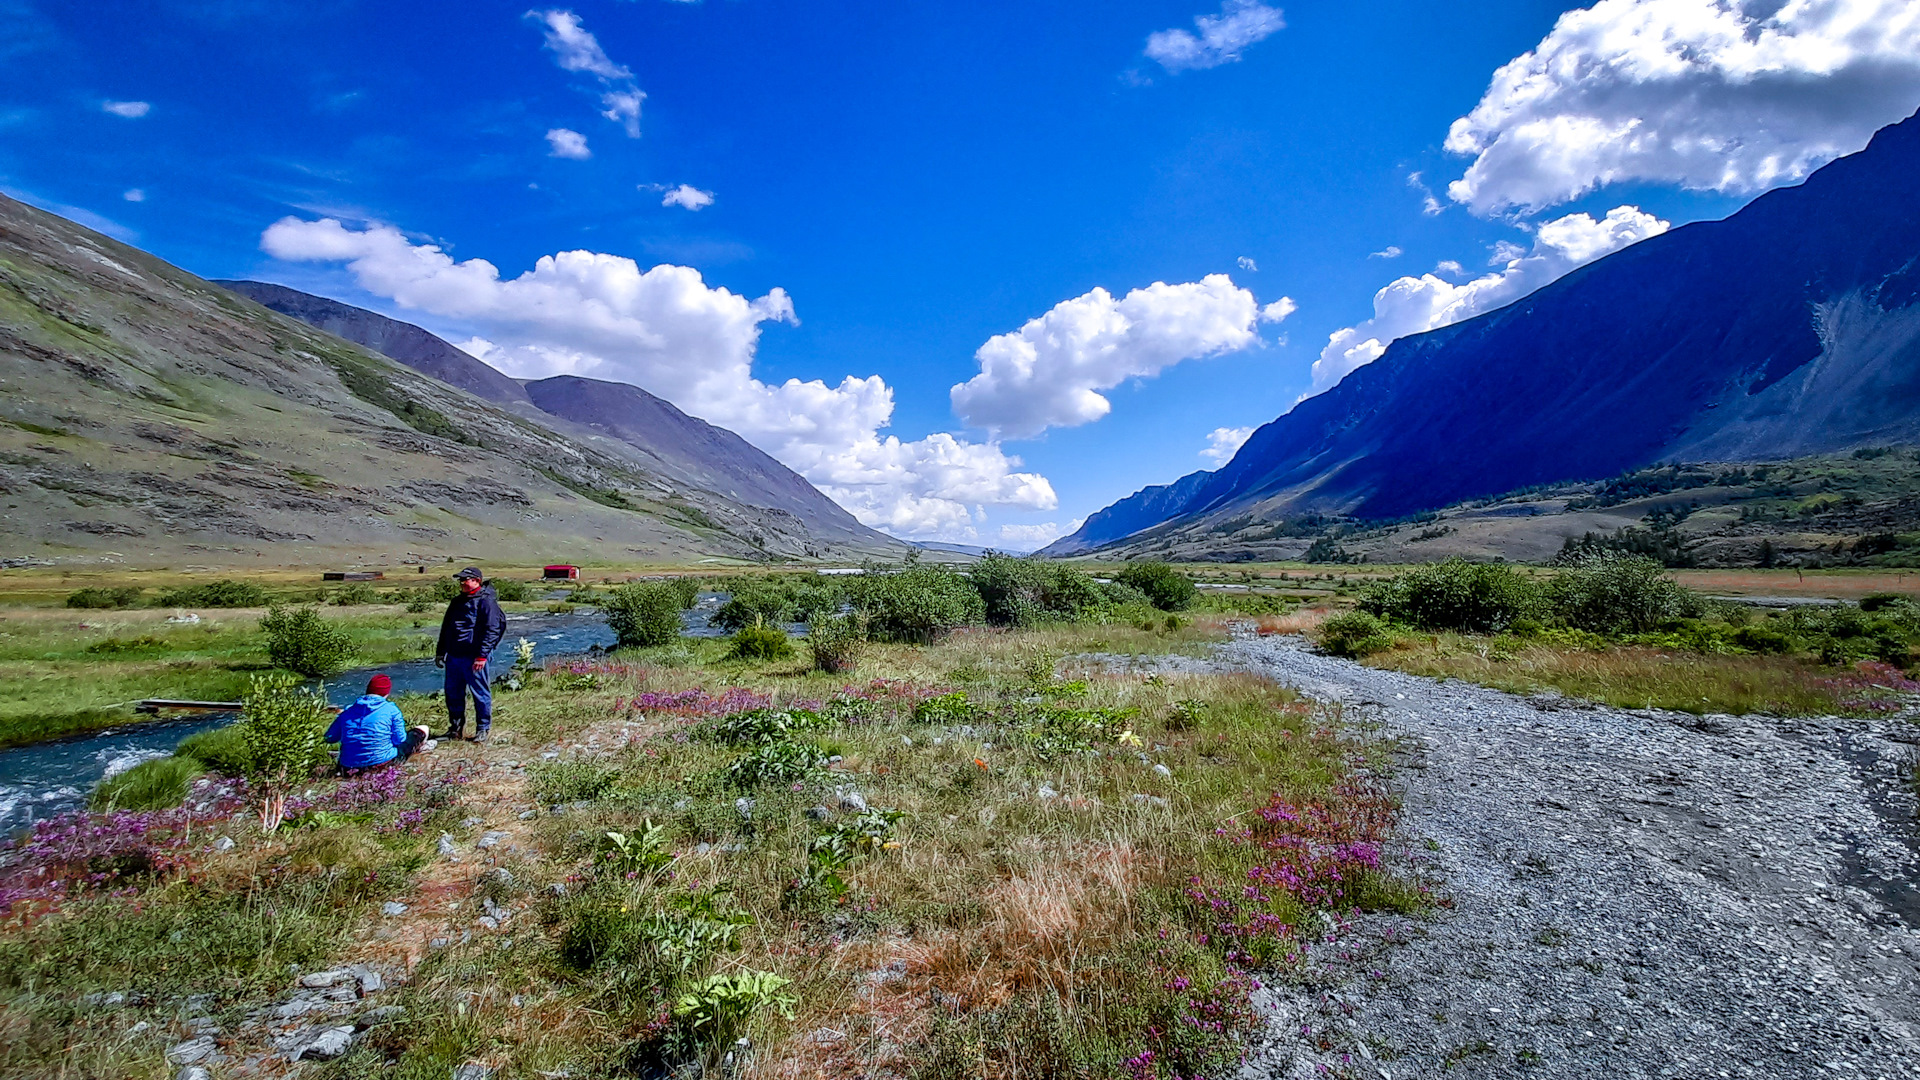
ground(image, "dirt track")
xmin=1211 ymin=634 xmax=1920 ymax=1080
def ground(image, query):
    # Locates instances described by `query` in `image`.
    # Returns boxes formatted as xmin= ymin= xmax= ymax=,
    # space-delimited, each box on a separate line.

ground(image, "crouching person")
xmin=326 ymin=674 xmax=432 ymax=772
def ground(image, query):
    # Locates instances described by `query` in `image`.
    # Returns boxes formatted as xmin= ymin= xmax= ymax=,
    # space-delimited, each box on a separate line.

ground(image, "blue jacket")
xmin=437 ymin=585 xmax=505 ymax=659
xmin=326 ymin=695 xmax=408 ymax=769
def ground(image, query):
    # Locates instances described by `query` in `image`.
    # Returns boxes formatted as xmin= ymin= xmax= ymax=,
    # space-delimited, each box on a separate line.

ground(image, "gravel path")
xmin=1202 ymin=635 xmax=1920 ymax=1080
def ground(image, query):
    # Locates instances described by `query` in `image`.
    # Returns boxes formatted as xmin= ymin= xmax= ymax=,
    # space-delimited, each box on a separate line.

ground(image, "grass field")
xmin=0 ymin=616 xmax=1426 ymax=1079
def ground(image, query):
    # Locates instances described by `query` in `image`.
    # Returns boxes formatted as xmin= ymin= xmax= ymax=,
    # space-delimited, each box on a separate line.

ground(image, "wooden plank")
xmin=136 ymin=699 xmax=244 ymax=713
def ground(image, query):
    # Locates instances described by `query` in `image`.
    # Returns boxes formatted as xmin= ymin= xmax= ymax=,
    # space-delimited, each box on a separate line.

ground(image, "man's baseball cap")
xmin=455 ymin=566 xmax=483 ymax=581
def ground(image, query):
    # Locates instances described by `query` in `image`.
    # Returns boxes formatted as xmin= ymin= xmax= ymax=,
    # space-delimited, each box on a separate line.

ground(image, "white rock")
xmin=166 ymin=1036 xmax=216 ymax=1065
xmin=1037 ymin=785 xmax=1059 ymax=801
xmin=452 ymin=1064 xmax=493 ymax=1080
xmin=212 ymin=836 xmax=234 ymax=852
xmin=176 ymin=1068 xmax=212 ymax=1080
xmin=284 ymin=1024 xmax=356 ymax=1061
xmin=382 ymin=901 xmax=409 ymax=917
xmin=438 ymin=834 xmax=459 ymax=860
xmin=299 ymin=968 xmax=353 ymax=989
xmin=1152 ymin=763 xmax=1172 ymax=779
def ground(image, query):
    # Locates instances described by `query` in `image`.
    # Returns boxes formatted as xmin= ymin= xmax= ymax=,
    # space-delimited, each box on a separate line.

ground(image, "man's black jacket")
xmin=437 ymin=585 xmax=506 ymax=659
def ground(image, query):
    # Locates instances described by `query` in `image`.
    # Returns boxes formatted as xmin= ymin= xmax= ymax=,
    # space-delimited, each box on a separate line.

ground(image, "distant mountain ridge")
xmin=216 ymin=280 xmax=888 ymax=550
xmin=0 ymin=194 xmax=903 ymax=565
xmin=1047 ymin=107 xmax=1920 ymax=559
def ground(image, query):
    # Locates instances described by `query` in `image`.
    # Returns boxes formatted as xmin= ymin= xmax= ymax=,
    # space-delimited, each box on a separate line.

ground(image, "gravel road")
xmin=1202 ymin=635 xmax=1920 ymax=1080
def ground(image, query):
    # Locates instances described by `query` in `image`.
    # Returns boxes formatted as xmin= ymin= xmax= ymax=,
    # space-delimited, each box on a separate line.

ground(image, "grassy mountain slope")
xmin=0 ymin=194 xmax=901 ymax=567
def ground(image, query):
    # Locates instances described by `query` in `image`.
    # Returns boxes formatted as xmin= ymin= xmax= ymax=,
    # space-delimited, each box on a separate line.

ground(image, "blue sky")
xmin=5 ymin=1 xmax=1918 ymax=547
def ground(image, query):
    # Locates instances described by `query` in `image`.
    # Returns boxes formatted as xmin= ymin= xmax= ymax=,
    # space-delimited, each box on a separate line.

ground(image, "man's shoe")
xmin=469 ymin=730 xmax=490 ymax=745
xmin=439 ymin=728 xmax=464 ymax=742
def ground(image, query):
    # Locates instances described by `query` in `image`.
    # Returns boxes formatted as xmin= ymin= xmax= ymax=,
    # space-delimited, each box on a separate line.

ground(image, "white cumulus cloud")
xmin=102 ymin=100 xmax=149 ymax=118
xmin=660 ymin=183 xmax=714 ymax=210
xmin=1200 ymin=425 xmax=1255 ymax=465
xmin=950 ymin=275 xmax=1281 ymax=440
xmin=529 ymin=9 xmax=645 ymax=137
xmin=1446 ymin=0 xmax=1920 ymax=216
xmin=1145 ymin=1 xmax=1286 ymax=72
xmin=260 ymin=217 xmax=1055 ymax=540
xmin=545 ymin=128 xmax=591 ymax=159
xmin=1307 ymin=205 xmax=1668 ymax=397
xmin=996 ymin=522 xmax=1066 ymax=550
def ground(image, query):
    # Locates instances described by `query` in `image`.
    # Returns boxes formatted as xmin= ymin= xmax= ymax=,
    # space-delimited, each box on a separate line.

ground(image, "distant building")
xmin=543 ymin=565 xmax=581 ymax=580
xmin=322 ymin=571 xmax=384 ymax=581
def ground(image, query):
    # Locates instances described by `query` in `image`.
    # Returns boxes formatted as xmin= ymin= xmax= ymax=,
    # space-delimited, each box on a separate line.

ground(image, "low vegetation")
xmin=0 ymin=582 xmax=1419 ymax=1080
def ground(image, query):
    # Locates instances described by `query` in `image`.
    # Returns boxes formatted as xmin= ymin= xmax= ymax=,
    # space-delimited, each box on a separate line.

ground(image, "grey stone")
xmin=278 ymin=1024 xmax=356 ymax=1061
xmin=475 ymin=830 xmax=509 ymax=850
xmin=1151 ymin=763 xmax=1172 ymax=779
xmin=1036 ymin=784 xmax=1059 ymax=801
xmin=519 ymin=809 xmax=538 ymax=820
xmin=175 ymin=1067 xmax=212 ymax=1080
xmin=1128 ymin=793 xmax=1170 ymax=809
xmin=185 ymin=1017 xmax=220 ymax=1035
xmin=438 ymin=833 xmax=459 ymax=860
xmin=428 ymin=937 xmax=450 ymax=950
xmin=355 ymin=968 xmax=383 ymax=994
xmin=355 ymin=1005 xmax=406 ymax=1028
xmin=459 ymin=816 xmax=484 ymax=829
xmin=298 ymin=968 xmax=354 ymax=989
xmin=212 ymin=836 xmax=234 ymax=852
xmin=834 ymin=788 xmax=868 ymax=813
xmin=167 ymin=1036 xmax=217 ymax=1065
xmin=452 ymin=1063 xmax=493 ymax=1080
xmin=734 ymin=796 xmax=754 ymax=820
xmin=82 ymin=991 xmax=126 ymax=1008
xmin=382 ymin=900 xmax=409 ymax=917
xmin=806 ymin=804 xmax=832 ymax=820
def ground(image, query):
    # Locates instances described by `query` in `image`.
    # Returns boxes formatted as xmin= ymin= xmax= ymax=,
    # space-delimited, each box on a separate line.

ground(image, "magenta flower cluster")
xmin=0 ymin=779 xmax=249 ymax=915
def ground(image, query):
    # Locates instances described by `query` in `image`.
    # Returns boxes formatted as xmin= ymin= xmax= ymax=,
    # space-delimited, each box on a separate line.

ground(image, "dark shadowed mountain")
xmin=1047 ymin=107 xmax=1920 ymax=559
xmin=0 ymin=194 xmax=903 ymax=565
xmin=217 ymin=281 xmax=892 ymax=550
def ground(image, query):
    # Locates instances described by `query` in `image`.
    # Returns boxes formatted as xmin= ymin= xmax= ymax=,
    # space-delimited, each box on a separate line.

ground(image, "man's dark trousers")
xmin=446 ymin=658 xmax=493 ymax=735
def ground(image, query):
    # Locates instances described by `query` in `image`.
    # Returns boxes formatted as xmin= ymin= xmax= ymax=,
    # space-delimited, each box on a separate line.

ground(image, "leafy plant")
xmin=674 ymin=970 xmax=797 ymax=1068
xmin=713 ymin=587 xmax=793 ymax=631
xmin=727 ymin=623 xmax=795 ymax=661
xmin=176 ymin=724 xmax=253 ymax=775
xmin=328 ymin=581 xmax=380 ymax=606
xmin=490 ymin=577 xmax=532 ymax=603
xmin=602 ymin=581 xmax=684 ymax=648
xmin=238 ymin=673 xmax=333 ymax=831
xmin=260 ymin=605 xmax=357 ymax=677
xmin=806 ymin=612 xmax=866 ymax=674
xmin=1115 ymin=561 xmax=1197 ymax=612
xmin=597 ymin=823 xmax=674 ymax=878
xmin=641 ymin=890 xmax=753 ymax=974
xmin=725 ymin=738 xmax=827 ymax=788
xmin=65 ymin=586 xmax=142 ymax=609
xmin=707 ymin=708 xmax=825 ymax=747
xmin=799 ymin=808 xmax=905 ymax=901
xmin=1316 ymin=611 xmax=1396 ymax=658
xmin=913 ymin=691 xmax=973 ymax=724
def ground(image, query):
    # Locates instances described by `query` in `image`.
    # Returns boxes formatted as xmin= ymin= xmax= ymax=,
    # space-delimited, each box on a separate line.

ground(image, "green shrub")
xmin=91 ymin=756 xmax=204 ymax=811
xmin=1360 ymin=559 xmax=1540 ymax=633
xmin=971 ymin=554 xmax=1106 ymax=626
xmin=1545 ymin=553 xmax=1702 ymax=635
xmin=530 ymin=759 xmax=621 ymax=803
xmin=852 ymin=565 xmax=985 ymax=644
xmin=177 ymin=724 xmax=253 ymax=775
xmin=155 ymin=579 xmax=269 ymax=608
xmin=806 ymin=612 xmax=865 ymax=673
xmin=1115 ymin=561 xmax=1197 ymax=611
xmin=239 ymin=674 xmax=334 ymax=829
xmin=603 ymin=582 xmax=684 ymax=648
xmin=429 ymin=577 xmax=460 ymax=603
xmin=1858 ymin=592 xmax=1918 ymax=614
xmin=1316 ymin=611 xmax=1396 ymax=658
xmin=328 ymin=582 xmax=380 ymax=606
xmin=725 ymin=739 xmax=825 ymax=787
xmin=726 ymin=624 xmax=794 ymax=661
xmin=490 ymin=577 xmax=532 ymax=603
xmin=667 ymin=577 xmax=702 ymax=610
xmin=713 ymin=587 xmax=793 ymax=631
xmin=673 ymin=970 xmax=796 ymax=1068
xmin=65 ymin=586 xmax=142 ymax=609
xmin=260 ymin=605 xmax=358 ymax=677
xmin=1731 ymin=623 xmax=1794 ymax=654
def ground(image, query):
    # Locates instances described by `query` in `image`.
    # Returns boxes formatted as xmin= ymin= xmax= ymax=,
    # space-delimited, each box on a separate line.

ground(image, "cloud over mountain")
xmin=1445 ymin=0 xmax=1920 ymax=215
xmin=950 ymin=274 xmax=1290 ymax=440
xmin=260 ymin=217 xmax=1054 ymax=540
xmin=1310 ymin=205 xmax=1667 ymax=397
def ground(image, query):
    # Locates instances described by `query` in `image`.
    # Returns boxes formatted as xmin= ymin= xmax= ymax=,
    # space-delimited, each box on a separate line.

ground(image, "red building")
xmin=543 ymin=565 xmax=581 ymax=580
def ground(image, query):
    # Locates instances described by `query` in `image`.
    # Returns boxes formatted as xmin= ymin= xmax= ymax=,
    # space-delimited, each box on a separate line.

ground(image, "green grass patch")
xmin=90 ymin=756 xmax=203 ymax=811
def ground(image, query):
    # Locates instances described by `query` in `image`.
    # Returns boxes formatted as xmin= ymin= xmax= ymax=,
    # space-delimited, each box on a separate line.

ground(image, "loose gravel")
xmin=1145 ymin=634 xmax=1920 ymax=1079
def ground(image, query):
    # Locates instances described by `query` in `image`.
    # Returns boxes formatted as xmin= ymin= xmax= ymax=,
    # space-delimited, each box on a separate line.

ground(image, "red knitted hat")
xmin=367 ymin=674 xmax=392 ymax=697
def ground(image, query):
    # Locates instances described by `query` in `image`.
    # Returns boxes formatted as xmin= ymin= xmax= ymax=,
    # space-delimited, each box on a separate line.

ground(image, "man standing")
xmin=436 ymin=566 xmax=505 ymax=742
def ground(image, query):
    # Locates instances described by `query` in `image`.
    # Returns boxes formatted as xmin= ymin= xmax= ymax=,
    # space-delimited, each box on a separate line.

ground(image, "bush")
xmin=177 ymin=724 xmax=253 ymax=775
xmin=713 ymin=587 xmax=792 ymax=631
xmin=91 ymin=756 xmax=204 ymax=811
xmin=155 ymin=579 xmax=269 ymax=608
xmin=807 ymin=613 xmax=865 ymax=673
xmin=260 ymin=605 xmax=358 ymax=677
xmin=852 ymin=565 xmax=985 ymax=644
xmin=239 ymin=674 xmax=334 ymax=830
xmin=1360 ymin=559 xmax=1540 ymax=633
xmin=1731 ymin=623 xmax=1794 ymax=654
xmin=1858 ymin=592 xmax=1917 ymax=614
xmin=1115 ymin=561 xmax=1196 ymax=611
xmin=726 ymin=624 xmax=794 ymax=661
xmin=65 ymin=586 xmax=142 ymax=609
xmin=1316 ymin=611 xmax=1396 ymax=658
xmin=491 ymin=577 xmax=532 ymax=603
xmin=1545 ymin=553 xmax=1703 ymax=635
xmin=603 ymin=582 xmax=684 ymax=648
xmin=970 ymin=553 xmax=1106 ymax=626
xmin=667 ymin=577 xmax=702 ymax=609
xmin=328 ymin=582 xmax=380 ymax=606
